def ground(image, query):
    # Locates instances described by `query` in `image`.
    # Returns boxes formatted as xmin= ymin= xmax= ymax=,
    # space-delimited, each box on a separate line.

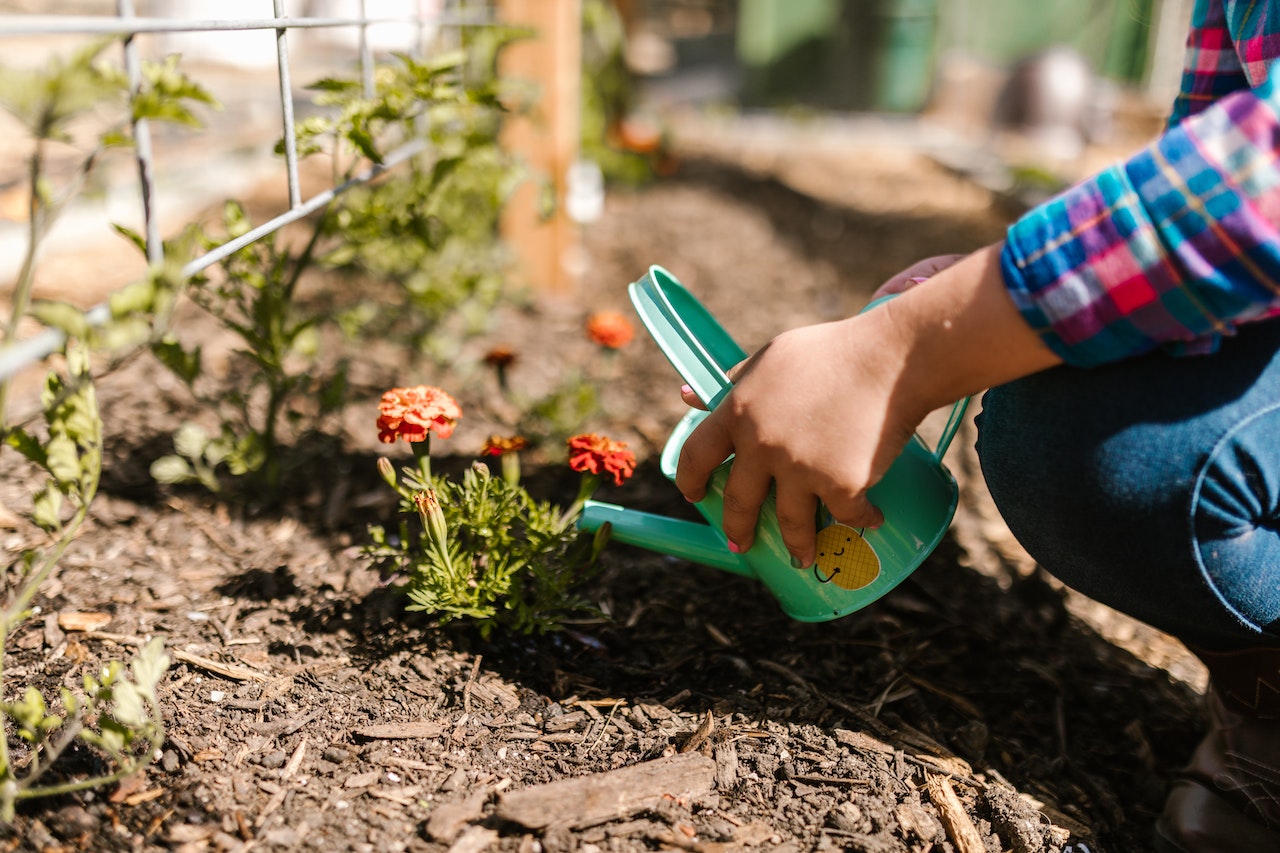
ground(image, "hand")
xmin=675 ymin=310 xmax=916 ymax=563
xmin=674 ymin=244 xmax=1061 ymax=567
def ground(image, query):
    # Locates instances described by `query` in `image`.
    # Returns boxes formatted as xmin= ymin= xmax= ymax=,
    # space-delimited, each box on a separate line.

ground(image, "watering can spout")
xmin=579 ymin=500 xmax=753 ymax=577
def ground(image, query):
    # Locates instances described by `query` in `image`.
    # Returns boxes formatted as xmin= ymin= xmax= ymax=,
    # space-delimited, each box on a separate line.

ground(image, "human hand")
xmin=674 ymin=309 xmax=921 ymax=566
xmin=673 ymin=244 xmax=1061 ymax=568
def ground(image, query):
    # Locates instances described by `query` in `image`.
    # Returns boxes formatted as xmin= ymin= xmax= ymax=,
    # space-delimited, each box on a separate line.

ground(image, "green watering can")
xmin=578 ymin=266 xmax=970 ymax=622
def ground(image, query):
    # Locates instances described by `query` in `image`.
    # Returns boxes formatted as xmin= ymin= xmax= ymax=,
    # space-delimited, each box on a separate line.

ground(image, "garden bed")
xmin=0 ymin=125 xmax=1205 ymax=853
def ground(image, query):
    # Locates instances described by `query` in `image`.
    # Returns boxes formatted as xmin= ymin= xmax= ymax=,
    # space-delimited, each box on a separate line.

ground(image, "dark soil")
xmin=0 ymin=123 xmax=1206 ymax=853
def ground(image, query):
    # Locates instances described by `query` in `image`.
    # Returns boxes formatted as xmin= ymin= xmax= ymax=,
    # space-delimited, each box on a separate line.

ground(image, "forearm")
xmin=865 ymin=243 xmax=1062 ymax=420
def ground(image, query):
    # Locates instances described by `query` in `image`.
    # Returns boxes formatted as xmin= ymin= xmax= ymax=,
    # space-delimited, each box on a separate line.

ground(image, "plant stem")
xmin=412 ymin=437 xmax=432 ymax=486
xmin=559 ymin=473 xmax=601 ymax=531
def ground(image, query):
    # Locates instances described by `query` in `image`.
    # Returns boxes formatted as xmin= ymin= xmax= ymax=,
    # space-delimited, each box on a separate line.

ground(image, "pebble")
xmin=161 ymin=749 xmax=181 ymax=773
xmin=323 ymin=746 xmax=351 ymax=764
xmin=259 ymin=750 xmax=287 ymax=769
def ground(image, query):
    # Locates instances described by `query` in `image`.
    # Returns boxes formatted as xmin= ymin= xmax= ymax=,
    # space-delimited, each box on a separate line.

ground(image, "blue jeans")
xmin=976 ymin=320 xmax=1280 ymax=652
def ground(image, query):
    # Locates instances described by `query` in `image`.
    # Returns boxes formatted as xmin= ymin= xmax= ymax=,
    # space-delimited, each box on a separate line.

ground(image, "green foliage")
xmin=0 ymin=348 xmax=171 ymax=822
xmin=0 ymin=39 xmax=126 ymax=142
xmin=147 ymin=200 xmax=347 ymax=495
xmin=300 ymin=43 xmax=527 ymax=363
xmin=0 ymin=638 xmax=169 ymax=822
xmin=0 ymin=42 xmax=203 ymax=823
xmin=366 ymin=458 xmax=610 ymax=638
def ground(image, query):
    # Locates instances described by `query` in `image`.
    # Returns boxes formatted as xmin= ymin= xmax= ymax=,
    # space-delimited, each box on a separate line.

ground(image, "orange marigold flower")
xmin=567 ymin=433 xmax=637 ymax=486
xmin=585 ymin=311 xmax=635 ymax=349
xmin=377 ymin=385 xmax=462 ymax=444
xmin=483 ymin=346 xmax=517 ymax=368
xmin=481 ymin=435 xmax=529 ymax=457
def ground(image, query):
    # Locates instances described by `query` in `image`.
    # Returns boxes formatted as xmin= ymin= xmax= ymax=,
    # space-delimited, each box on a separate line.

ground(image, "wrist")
xmin=872 ymin=243 xmax=1061 ymax=411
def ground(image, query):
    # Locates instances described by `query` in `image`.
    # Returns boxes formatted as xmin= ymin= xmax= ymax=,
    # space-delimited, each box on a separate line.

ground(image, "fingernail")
xmin=680 ymin=384 xmax=692 ymax=395
xmin=789 ymin=554 xmax=804 ymax=569
xmin=727 ymin=540 xmax=742 ymax=554
xmin=908 ymin=276 xmax=930 ymax=284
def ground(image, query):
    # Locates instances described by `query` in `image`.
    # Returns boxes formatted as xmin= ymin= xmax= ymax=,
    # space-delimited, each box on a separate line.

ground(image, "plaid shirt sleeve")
xmin=1000 ymin=0 xmax=1280 ymax=366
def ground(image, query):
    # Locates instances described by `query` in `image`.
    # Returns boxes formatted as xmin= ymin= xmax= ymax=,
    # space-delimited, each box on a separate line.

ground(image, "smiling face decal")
xmin=811 ymin=524 xmax=881 ymax=591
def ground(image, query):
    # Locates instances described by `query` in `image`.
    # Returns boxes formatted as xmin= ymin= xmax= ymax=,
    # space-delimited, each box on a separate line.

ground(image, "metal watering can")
xmin=578 ymin=266 xmax=970 ymax=622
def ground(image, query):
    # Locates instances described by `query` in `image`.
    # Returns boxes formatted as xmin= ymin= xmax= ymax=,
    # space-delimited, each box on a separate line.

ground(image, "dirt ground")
xmin=0 ymin=122 xmax=1210 ymax=853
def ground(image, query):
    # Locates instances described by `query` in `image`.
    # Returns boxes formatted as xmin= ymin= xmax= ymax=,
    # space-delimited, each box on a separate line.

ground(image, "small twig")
xmin=462 ymin=655 xmax=482 ymax=715
xmin=281 ymin=737 xmax=307 ymax=780
xmin=586 ymin=701 xmax=623 ymax=754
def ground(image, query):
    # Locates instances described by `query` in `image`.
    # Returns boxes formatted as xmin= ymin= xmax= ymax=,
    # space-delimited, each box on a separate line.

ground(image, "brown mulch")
xmin=0 ymin=127 xmax=1205 ymax=853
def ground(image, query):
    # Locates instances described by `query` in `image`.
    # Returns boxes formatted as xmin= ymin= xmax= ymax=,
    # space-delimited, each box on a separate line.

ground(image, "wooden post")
xmin=499 ymin=0 xmax=583 ymax=294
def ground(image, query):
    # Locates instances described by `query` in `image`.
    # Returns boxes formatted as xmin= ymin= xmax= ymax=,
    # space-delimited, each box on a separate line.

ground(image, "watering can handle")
xmin=629 ymin=266 xmax=747 ymax=411
xmin=931 ymin=396 xmax=972 ymax=465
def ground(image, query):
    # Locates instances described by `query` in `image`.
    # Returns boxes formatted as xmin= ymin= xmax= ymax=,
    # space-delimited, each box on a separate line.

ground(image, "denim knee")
xmin=1193 ymin=403 xmax=1280 ymax=635
xmin=976 ymin=324 xmax=1280 ymax=649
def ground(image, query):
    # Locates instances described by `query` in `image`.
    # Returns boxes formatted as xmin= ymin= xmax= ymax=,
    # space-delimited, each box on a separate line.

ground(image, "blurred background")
xmin=0 ymin=0 xmax=1198 ymax=297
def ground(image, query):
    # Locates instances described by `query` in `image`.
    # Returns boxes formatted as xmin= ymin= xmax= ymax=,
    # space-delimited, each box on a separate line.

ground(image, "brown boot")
xmin=1154 ymin=647 xmax=1280 ymax=852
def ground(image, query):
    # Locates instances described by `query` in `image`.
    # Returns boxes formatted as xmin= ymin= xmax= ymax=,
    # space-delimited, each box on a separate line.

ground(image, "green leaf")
xmin=151 ymin=336 xmax=201 ymax=385
xmin=172 ymin=422 xmax=210 ymax=460
xmin=5 ymin=427 xmax=47 ymax=467
xmin=108 ymin=279 xmax=158 ymax=318
xmin=29 ymin=300 xmax=89 ymax=339
xmin=111 ymin=223 xmax=148 ymax=254
xmin=131 ymin=637 xmax=170 ymax=696
xmin=44 ymin=432 xmax=81 ymax=487
xmin=150 ymin=455 xmax=193 ymax=485
xmin=31 ymin=485 xmax=61 ymax=531
xmin=112 ymin=682 xmax=144 ymax=729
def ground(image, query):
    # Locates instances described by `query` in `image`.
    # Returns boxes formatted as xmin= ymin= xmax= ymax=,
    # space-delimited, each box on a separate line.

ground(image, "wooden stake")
xmin=499 ymin=0 xmax=583 ymax=294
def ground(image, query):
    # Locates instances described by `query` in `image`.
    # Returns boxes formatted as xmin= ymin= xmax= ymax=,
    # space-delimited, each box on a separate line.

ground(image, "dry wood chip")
xmin=494 ymin=753 xmax=715 ymax=831
xmin=680 ymin=711 xmax=715 ymax=754
xmin=353 ymin=720 xmax=446 ymax=740
xmin=170 ymin=649 xmax=269 ymax=683
xmin=281 ymin=737 xmax=307 ymax=780
xmin=167 ymin=824 xmax=215 ymax=843
xmin=191 ymin=748 xmax=225 ymax=763
xmin=122 ymin=788 xmax=165 ymax=806
xmin=504 ymin=729 xmax=542 ymax=741
xmin=446 ymin=825 xmax=498 ymax=853
xmin=714 ymin=742 xmax=738 ymax=790
xmin=57 ymin=611 xmax=111 ymax=632
xmin=544 ymin=711 xmax=586 ymax=733
xmin=926 ymin=776 xmax=987 ymax=853
xmin=368 ymin=785 xmax=423 ymax=807
xmin=834 ymin=729 xmax=895 ymax=756
xmin=344 ymin=770 xmax=380 ymax=789
xmin=539 ymin=732 xmax=583 ymax=744
xmin=426 ymin=790 xmax=488 ymax=842
xmin=895 ymin=802 xmax=944 ymax=842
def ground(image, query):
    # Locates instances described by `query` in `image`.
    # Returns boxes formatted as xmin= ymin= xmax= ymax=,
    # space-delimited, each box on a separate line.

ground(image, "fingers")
xmin=773 ymin=485 xmax=818 ymax=567
xmin=719 ymin=457 xmax=774 ymax=553
xmin=675 ymin=410 xmax=733 ymax=503
xmin=679 ymin=383 xmax=705 ymax=409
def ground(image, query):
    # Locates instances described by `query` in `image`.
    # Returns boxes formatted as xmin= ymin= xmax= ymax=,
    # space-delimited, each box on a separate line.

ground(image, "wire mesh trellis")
xmin=0 ymin=0 xmax=496 ymax=382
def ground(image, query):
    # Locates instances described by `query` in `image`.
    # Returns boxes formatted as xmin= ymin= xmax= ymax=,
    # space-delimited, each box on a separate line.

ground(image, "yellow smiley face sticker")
xmin=811 ymin=524 xmax=881 ymax=591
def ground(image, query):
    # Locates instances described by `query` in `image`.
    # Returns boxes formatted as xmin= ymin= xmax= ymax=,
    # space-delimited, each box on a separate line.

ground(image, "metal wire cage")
xmin=0 ymin=0 xmax=495 ymax=381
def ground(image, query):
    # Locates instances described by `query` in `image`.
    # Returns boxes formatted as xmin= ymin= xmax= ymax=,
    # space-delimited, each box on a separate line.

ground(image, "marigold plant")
xmin=567 ymin=432 xmax=636 ymax=486
xmin=377 ymin=385 xmax=462 ymax=443
xmin=365 ymin=402 xmax=617 ymax=636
